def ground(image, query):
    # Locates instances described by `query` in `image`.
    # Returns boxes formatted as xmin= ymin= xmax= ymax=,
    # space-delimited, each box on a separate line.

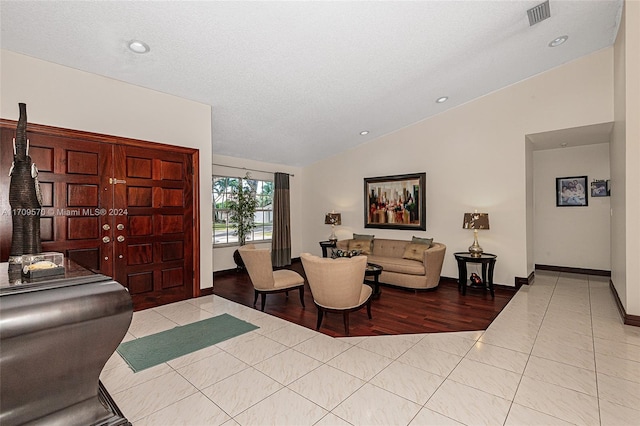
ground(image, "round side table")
xmin=453 ymin=252 xmax=497 ymax=298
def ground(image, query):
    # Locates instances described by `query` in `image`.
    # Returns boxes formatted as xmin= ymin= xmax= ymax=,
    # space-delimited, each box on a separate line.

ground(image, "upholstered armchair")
xmin=300 ymin=253 xmax=372 ymax=336
xmin=238 ymin=244 xmax=305 ymax=312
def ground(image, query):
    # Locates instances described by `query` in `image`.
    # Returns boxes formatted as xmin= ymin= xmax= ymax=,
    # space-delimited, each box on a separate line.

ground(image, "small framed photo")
xmin=556 ymin=176 xmax=588 ymax=207
xmin=591 ymin=180 xmax=608 ymax=197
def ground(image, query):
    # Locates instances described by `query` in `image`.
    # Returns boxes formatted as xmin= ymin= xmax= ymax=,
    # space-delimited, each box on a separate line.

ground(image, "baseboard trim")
xmin=609 ymin=279 xmax=640 ymax=327
xmin=515 ymin=271 xmax=534 ymax=288
xmin=535 ymin=264 xmax=611 ymax=277
xmin=200 ymin=287 xmax=214 ymax=296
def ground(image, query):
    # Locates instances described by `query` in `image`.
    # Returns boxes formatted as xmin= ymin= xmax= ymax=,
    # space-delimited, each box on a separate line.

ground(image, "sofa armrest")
xmin=422 ymin=243 xmax=447 ymax=286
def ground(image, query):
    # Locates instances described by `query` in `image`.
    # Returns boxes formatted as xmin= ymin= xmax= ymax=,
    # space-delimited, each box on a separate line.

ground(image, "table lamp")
xmin=325 ymin=212 xmax=341 ymax=242
xmin=463 ymin=212 xmax=490 ymax=257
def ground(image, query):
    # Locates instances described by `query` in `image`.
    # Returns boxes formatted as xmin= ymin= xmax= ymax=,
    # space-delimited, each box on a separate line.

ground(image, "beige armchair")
xmin=238 ymin=245 xmax=305 ymax=312
xmin=300 ymin=253 xmax=372 ymax=336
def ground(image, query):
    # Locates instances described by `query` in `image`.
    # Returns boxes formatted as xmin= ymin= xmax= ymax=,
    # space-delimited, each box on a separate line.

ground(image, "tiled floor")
xmin=101 ymin=271 xmax=640 ymax=425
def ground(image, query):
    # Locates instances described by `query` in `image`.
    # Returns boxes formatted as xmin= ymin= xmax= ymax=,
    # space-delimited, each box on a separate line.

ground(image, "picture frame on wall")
xmin=364 ymin=172 xmax=426 ymax=230
xmin=591 ymin=180 xmax=608 ymax=197
xmin=556 ymin=175 xmax=588 ymax=207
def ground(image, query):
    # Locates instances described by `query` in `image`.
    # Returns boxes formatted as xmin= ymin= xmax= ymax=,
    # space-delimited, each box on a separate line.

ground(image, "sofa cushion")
xmin=411 ymin=236 xmax=433 ymax=247
xmin=348 ymin=239 xmax=372 ymax=255
xmin=366 ymin=255 xmax=426 ymax=275
xmin=353 ymin=233 xmax=374 ymax=240
xmin=402 ymin=243 xmax=430 ymax=262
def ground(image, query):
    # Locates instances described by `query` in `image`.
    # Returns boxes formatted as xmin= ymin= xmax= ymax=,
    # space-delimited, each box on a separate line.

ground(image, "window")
xmin=213 ymin=175 xmax=273 ymax=245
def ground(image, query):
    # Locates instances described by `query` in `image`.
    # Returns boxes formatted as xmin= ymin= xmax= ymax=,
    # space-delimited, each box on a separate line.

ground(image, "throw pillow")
xmin=348 ymin=239 xmax=372 ymax=255
xmin=331 ymin=249 xmax=362 ymax=258
xmin=353 ymin=233 xmax=374 ymax=240
xmin=402 ymin=243 xmax=429 ymax=262
xmin=411 ymin=236 xmax=433 ymax=247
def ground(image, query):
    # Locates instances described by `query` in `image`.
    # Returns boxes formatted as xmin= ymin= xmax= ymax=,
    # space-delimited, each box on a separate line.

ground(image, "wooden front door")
xmin=0 ymin=121 xmax=199 ymax=310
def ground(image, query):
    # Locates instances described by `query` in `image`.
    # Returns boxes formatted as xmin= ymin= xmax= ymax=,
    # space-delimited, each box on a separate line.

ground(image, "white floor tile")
xmin=523 ymin=355 xmax=597 ymax=396
xmin=425 ymin=380 xmax=511 ymax=426
xmin=369 ymin=360 xmax=445 ymax=405
xmin=201 ymin=367 xmax=282 ymax=417
xmin=113 ymin=371 xmax=198 ymax=422
xmin=598 ymin=399 xmax=640 ymax=426
xmin=292 ymin=333 xmax=353 ymax=362
xmin=355 ymin=334 xmax=418 ymax=359
xmin=409 ymin=408 xmax=464 ymax=425
xmin=332 ymin=383 xmax=422 ymax=426
xmin=233 ymin=387 xmax=327 ymax=426
xmin=176 ymin=351 xmax=249 ymax=389
xmin=448 ymin=358 xmax=521 ymax=400
xmin=288 ymin=364 xmax=365 ymax=410
xmin=253 ymin=348 xmax=322 ymax=385
xmin=326 ymin=345 xmax=393 ymax=381
xmin=597 ymin=372 xmax=640 ymax=410
xmin=465 ymin=341 xmax=529 ymax=374
xmin=396 ymin=345 xmax=462 ymax=377
xmin=135 ymin=392 xmax=230 ymax=426
xmin=513 ymin=376 xmax=600 ymax=425
xmin=504 ymin=403 xmax=574 ymax=426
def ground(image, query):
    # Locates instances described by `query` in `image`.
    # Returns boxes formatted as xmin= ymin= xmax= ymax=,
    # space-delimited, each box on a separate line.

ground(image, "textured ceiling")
xmin=0 ymin=1 xmax=623 ymax=167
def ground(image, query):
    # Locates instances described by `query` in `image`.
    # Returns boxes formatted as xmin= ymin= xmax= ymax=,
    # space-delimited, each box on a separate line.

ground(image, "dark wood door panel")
xmin=114 ymin=145 xmax=194 ymax=309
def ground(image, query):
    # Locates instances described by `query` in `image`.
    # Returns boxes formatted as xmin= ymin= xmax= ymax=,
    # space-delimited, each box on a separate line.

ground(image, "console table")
xmin=453 ymin=252 xmax=497 ymax=298
xmin=0 ymin=260 xmax=133 ymax=425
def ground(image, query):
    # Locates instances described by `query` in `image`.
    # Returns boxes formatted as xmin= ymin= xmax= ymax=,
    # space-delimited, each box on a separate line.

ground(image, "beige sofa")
xmin=335 ymin=238 xmax=446 ymax=290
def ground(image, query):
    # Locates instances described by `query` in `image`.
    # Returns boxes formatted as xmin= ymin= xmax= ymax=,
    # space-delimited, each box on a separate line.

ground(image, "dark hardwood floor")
xmin=212 ymin=260 xmax=516 ymax=338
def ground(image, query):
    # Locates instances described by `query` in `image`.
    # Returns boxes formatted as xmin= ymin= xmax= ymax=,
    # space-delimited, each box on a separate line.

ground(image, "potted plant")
xmin=228 ymin=173 xmax=258 ymax=269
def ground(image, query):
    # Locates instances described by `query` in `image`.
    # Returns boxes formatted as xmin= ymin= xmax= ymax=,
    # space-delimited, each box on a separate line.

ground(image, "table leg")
xmin=488 ymin=259 xmax=496 ymax=299
xmin=457 ymin=260 xmax=467 ymax=295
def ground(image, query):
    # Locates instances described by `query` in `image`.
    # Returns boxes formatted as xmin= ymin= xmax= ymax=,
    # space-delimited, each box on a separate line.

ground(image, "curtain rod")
xmin=212 ymin=163 xmax=294 ymax=177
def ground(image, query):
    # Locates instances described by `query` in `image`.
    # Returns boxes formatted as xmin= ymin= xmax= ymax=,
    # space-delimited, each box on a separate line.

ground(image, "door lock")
xmin=102 ymin=224 xmax=111 ymax=231
xmin=117 ymin=235 xmax=125 ymax=242
xmin=102 ymin=236 xmax=111 ymax=243
xmin=117 ymin=223 xmax=125 ymax=231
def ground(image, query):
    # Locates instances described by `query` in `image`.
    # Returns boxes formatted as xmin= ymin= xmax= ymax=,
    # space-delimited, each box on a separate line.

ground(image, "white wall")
xmin=301 ymin=48 xmax=614 ymax=286
xmin=533 ymin=144 xmax=611 ymax=270
xmin=612 ymin=0 xmax=640 ymax=316
xmin=212 ymin=155 xmax=303 ymax=272
xmin=0 ymin=50 xmax=214 ymax=289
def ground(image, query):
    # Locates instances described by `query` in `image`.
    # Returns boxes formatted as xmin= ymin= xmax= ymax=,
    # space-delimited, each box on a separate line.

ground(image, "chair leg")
xmin=298 ymin=286 xmax=305 ymax=308
xmin=253 ymin=290 xmax=259 ymax=307
xmin=285 ymin=291 xmax=289 ymax=298
xmin=366 ymin=299 xmax=372 ymax=319
xmin=316 ymin=309 xmax=324 ymax=331
xmin=260 ymin=293 xmax=267 ymax=312
xmin=343 ymin=312 xmax=350 ymax=336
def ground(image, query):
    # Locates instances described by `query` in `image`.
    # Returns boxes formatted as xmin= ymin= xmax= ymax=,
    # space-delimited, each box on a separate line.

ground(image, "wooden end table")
xmin=319 ymin=240 xmax=337 ymax=258
xmin=453 ymin=252 xmax=496 ymax=298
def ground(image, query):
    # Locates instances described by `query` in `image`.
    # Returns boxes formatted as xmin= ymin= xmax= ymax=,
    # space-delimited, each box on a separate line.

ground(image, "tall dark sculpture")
xmin=8 ymin=103 xmax=42 ymax=263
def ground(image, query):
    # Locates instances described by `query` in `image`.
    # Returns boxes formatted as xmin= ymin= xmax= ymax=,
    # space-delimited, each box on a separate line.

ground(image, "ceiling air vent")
xmin=527 ymin=1 xmax=551 ymax=26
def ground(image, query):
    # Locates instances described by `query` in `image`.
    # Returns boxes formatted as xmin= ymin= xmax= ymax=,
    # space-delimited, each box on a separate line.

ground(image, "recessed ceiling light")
xmin=436 ymin=96 xmax=448 ymax=103
xmin=548 ymin=35 xmax=568 ymax=47
xmin=360 ymin=130 xmax=369 ymax=135
xmin=128 ymin=40 xmax=150 ymax=54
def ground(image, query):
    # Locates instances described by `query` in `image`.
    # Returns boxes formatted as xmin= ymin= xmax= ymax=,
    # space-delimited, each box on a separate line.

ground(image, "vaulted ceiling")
xmin=1 ymin=1 xmax=623 ymax=166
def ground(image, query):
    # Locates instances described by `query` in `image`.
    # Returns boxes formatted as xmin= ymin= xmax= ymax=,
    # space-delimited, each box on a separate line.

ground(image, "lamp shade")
xmin=325 ymin=212 xmax=342 ymax=225
xmin=462 ymin=213 xmax=489 ymax=230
